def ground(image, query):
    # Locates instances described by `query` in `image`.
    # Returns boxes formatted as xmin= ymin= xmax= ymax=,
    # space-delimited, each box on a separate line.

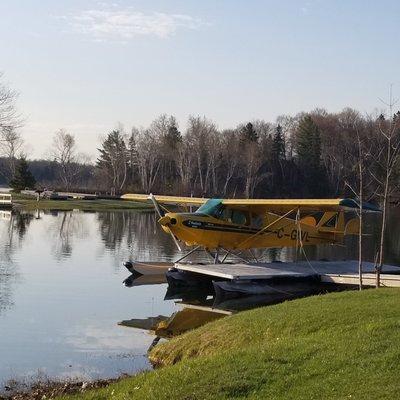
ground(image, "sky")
xmin=0 ymin=0 xmax=399 ymax=160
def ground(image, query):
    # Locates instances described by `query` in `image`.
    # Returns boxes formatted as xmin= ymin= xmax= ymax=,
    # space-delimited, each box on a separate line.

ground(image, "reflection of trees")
xmin=255 ymin=247 xmax=282 ymax=262
xmin=0 ymin=265 xmax=15 ymax=316
xmin=97 ymin=211 xmax=182 ymax=267
xmin=0 ymin=211 xmax=34 ymax=316
xmin=96 ymin=209 xmax=400 ymax=267
xmin=48 ymin=211 xmax=89 ymax=260
xmin=13 ymin=212 xmax=34 ymax=239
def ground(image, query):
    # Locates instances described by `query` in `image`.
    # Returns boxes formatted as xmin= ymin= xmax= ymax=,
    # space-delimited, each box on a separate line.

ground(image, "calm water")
xmin=0 ymin=208 xmax=399 ymax=387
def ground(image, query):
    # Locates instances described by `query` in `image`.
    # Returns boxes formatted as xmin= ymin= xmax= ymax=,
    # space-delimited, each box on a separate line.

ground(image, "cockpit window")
xmin=251 ymin=213 xmax=264 ymax=229
xmin=196 ymin=200 xmax=250 ymax=226
xmin=217 ymin=206 xmax=249 ymax=225
xmin=231 ymin=210 xmax=247 ymax=225
xmin=195 ymin=199 xmax=223 ymax=217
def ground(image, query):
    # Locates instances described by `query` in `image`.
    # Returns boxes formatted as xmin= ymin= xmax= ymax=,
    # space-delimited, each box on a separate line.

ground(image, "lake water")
xmin=0 ymin=208 xmax=399 ymax=388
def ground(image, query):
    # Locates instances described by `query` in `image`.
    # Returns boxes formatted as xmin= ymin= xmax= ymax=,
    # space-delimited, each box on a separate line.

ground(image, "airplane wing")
xmin=121 ymin=193 xmax=208 ymax=207
xmin=121 ymin=194 xmax=380 ymax=213
xmin=221 ymin=198 xmax=381 ymax=213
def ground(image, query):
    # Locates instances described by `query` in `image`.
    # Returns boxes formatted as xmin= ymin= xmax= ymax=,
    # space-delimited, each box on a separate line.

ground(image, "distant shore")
xmin=11 ymin=195 xmax=152 ymax=212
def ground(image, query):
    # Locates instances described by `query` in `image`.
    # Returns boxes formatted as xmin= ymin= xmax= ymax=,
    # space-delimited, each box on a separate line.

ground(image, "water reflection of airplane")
xmin=120 ymin=277 xmax=227 ymax=342
xmin=119 ymin=305 xmax=229 ymax=341
xmin=119 ymin=279 xmax=324 ymax=350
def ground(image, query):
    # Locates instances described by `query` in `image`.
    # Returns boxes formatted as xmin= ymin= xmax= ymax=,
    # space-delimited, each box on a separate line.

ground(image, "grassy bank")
xmin=56 ymin=288 xmax=400 ymax=400
xmin=13 ymin=198 xmax=151 ymax=211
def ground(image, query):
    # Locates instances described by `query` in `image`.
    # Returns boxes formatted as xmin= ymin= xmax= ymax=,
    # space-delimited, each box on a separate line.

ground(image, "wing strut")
xmin=236 ymin=208 xmax=296 ymax=248
xmin=149 ymin=193 xmax=182 ymax=251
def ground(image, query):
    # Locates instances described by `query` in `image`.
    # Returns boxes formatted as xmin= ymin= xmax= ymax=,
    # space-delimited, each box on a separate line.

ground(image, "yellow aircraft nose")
xmin=158 ymin=215 xmax=170 ymax=226
xmin=158 ymin=213 xmax=179 ymax=227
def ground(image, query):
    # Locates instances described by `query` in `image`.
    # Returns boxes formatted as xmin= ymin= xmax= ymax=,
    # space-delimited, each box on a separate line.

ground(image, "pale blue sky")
xmin=1 ymin=0 xmax=399 ymax=159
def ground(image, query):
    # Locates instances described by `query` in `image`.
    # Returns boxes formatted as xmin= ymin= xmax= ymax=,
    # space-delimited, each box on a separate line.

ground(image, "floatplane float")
xmin=121 ymin=194 xmax=400 ymax=295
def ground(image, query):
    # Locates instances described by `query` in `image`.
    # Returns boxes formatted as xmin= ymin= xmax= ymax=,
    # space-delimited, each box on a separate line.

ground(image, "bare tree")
xmin=220 ymin=130 xmax=240 ymax=196
xmin=0 ymin=127 xmax=23 ymax=179
xmin=355 ymin=129 xmax=365 ymax=290
xmin=242 ymin=141 xmax=263 ymax=198
xmin=0 ymin=73 xmax=22 ymax=134
xmin=0 ymin=73 xmax=23 ymax=180
xmin=52 ymin=129 xmax=79 ymax=190
xmin=343 ymin=116 xmax=373 ymax=290
xmin=176 ymin=138 xmax=194 ymax=194
xmin=186 ymin=116 xmax=218 ymax=195
xmin=373 ymin=86 xmax=400 ymax=287
xmin=136 ymin=128 xmax=162 ymax=193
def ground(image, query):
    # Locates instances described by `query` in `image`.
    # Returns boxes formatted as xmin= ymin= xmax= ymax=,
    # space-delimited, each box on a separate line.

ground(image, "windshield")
xmin=195 ymin=199 xmax=223 ymax=217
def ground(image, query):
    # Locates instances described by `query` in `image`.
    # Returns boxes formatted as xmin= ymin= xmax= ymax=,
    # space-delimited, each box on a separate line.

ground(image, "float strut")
xmin=174 ymin=245 xmax=201 ymax=264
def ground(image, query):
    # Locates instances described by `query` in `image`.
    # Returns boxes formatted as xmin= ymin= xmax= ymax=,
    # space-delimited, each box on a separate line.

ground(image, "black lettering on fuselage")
xmin=277 ymin=228 xmax=284 ymax=238
xmin=290 ymin=229 xmax=309 ymax=242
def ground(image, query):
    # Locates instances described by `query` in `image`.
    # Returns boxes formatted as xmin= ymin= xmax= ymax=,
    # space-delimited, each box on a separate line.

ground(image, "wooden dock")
xmin=174 ymin=260 xmax=400 ymax=287
xmin=0 ymin=193 xmax=12 ymax=209
xmin=320 ymin=273 xmax=400 ymax=287
xmin=175 ymin=263 xmax=316 ymax=280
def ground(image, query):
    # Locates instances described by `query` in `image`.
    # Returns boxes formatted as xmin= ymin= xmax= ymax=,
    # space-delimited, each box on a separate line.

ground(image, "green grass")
xmin=14 ymin=198 xmax=151 ymax=211
xmin=57 ymin=288 xmax=400 ymax=400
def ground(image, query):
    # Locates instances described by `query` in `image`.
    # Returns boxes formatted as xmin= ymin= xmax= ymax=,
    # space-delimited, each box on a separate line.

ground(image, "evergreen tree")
xmin=127 ymin=130 xmax=139 ymax=187
xmin=272 ymin=124 xmax=285 ymax=161
xmin=159 ymin=122 xmax=182 ymax=190
xmin=296 ymin=116 xmax=325 ymax=197
xmin=164 ymin=124 xmax=182 ymax=150
xmin=96 ymin=130 xmax=128 ymax=192
xmin=269 ymin=124 xmax=286 ymax=196
xmin=9 ymin=157 xmax=36 ymax=191
xmin=240 ymin=122 xmax=258 ymax=143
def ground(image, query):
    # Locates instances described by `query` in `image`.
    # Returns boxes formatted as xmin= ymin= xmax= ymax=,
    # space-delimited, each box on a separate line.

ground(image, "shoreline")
xmin=4 ymin=288 xmax=400 ymax=399
xmin=0 ymin=375 xmax=129 ymax=400
xmin=11 ymin=198 xmax=152 ymax=212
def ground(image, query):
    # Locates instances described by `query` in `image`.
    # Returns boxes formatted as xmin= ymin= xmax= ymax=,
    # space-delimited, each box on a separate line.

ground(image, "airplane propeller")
xmin=149 ymin=193 xmax=182 ymax=251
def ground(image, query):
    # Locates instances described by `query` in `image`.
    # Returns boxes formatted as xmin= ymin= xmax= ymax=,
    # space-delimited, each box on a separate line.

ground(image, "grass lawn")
xmin=13 ymin=198 xmax=152 ymax=211
xmin=57 ymin=288 xmax=400 ymax=400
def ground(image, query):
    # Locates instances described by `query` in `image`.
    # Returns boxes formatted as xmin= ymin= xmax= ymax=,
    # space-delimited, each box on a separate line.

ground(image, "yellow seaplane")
xmin=122 ymin=193 xmax=380 ymax=264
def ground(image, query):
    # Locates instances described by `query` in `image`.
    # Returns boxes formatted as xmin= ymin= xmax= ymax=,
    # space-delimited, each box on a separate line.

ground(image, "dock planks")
xmin=175 ymin=263 xmax=316 ymax=280
xmin=175 ymin=260 xmax=400 ymax=287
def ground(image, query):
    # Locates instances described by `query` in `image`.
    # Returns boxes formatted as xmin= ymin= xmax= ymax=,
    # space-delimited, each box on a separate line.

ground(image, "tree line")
xmin=1 ymin=73 xmax=399 ymax=202
xmin=93 ymin=109 xmax=399 ymax=202
xmin=1 ymin=109 xmax=399 ymax=201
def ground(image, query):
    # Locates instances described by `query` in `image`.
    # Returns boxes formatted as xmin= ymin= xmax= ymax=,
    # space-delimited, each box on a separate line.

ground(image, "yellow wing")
xmin=221 ymin=198 xmax=380 ymax=213
xmin=121 ymin=194 xmax=380 ymax=213
xmin=121 ymin=193 xmax=208 ymax=207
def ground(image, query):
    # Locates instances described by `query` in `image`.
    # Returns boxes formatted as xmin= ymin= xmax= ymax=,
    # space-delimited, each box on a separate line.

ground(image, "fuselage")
xmin=158 ymin=199 xmax=342 ymax=250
